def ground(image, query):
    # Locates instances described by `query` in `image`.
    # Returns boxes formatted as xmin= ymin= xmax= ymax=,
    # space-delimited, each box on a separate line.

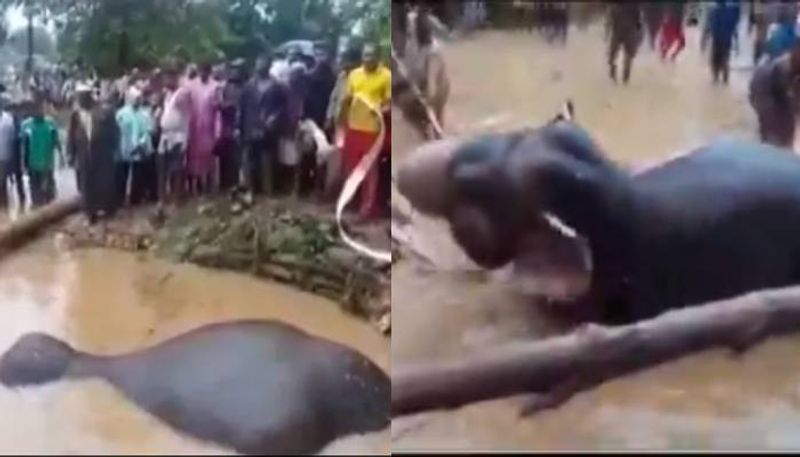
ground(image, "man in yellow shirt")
xmin=339 ymin=43 xmax=391 ymax=221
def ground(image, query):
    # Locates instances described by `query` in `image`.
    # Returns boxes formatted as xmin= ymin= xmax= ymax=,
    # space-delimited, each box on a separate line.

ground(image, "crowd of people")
xmin=604 ymin=1 xmax=739 ymax=85
xmin=0 ymin=42 xmax=392 ymax=225
xmin=606 ymin=1 xmax=800 ymax=86
xmin=395 ymin=1 xmax=800 ymax=162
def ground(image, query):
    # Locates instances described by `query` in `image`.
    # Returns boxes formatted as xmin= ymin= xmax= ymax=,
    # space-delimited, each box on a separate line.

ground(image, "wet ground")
xmin=0 ymin=241 xmax=389 ymax=454
xmin=391 ymin=22 xmax=800 ymax=451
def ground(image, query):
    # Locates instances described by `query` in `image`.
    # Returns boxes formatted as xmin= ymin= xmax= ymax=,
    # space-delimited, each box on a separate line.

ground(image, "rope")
xmin=391 ymin=46 xmax=445 ymax=140
xmin=335 ymin=94 xmax=392 ymax=264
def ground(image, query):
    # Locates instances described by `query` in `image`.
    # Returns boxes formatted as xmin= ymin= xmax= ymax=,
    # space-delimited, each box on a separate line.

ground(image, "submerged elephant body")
xmin=398 ymin=115 xmax=800 ymax=324
xmin=0 ymin=320 xmax=390 ymax=455
xmin=603 ymin=139 xmax=800 ymax=322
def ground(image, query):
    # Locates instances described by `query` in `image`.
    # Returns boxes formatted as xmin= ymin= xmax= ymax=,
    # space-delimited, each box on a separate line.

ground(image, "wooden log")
xmin=391 ymin=286 xmax=800 ymax=417
xmin=0 ymin=196 xmax=82 ymax=258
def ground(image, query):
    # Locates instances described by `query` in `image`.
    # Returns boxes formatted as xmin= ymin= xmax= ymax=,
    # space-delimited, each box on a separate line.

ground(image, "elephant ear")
xmin=551 ymin=99 xmax=575 ymax=123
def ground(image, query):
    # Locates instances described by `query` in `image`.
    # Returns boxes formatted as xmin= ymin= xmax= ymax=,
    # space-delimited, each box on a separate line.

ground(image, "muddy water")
xmin=0 ymin=241 xmax=389 ymax=455
xmin=392 ymin=23 xmax=800 ymax=451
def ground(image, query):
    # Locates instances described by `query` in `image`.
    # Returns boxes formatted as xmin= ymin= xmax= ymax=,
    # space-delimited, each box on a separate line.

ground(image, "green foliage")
xmin=0 ymin=0 xmax=391 ymax=76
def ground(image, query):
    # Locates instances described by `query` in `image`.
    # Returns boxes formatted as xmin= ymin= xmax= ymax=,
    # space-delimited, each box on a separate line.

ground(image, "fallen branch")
xmin=391 ymin=286 xmax=800 ymax=417
xmin=0 ymin=196 xmax=82 ymax=258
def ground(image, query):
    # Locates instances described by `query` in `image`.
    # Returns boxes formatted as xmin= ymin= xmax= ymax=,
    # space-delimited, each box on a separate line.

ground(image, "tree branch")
xmin=392 ymin=286 xmax=800 ymax=417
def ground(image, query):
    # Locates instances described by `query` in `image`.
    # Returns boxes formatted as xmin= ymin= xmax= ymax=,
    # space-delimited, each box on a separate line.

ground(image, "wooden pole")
xmin=0 ymin=196 xmax=81 ymax=258
xmin=392 ymin=286 xmax=800 ymax=417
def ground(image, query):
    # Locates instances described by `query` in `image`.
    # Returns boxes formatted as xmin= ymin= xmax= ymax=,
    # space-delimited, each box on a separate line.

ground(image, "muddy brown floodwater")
xmin=0 ymin=241 xmax=389 ymax=454
xmin=392 ymin=23 xmax=800 ymax=451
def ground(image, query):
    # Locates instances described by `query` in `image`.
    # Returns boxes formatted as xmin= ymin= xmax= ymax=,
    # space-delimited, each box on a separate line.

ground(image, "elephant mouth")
xmin=505 ymin=212 xmax=592 ymax=303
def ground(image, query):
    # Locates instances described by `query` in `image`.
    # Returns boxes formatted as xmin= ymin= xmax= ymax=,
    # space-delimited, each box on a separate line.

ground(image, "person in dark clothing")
xmin=0 ymin=98 xmax=15 ymax=211
xmin=130 ymin=90 xmax=159 ymax=206
xmin=749 ymin=0 xmax=769 ymax=65
xmin=239 ymin=53 xmax=288 ymax=196
xmin=703 ymin=0 xmax=741 ymax=85
xmin=393 ymin=1 xmax=409 ymax=59
xmin=283 ymin=64 xmax=311 ymax=197
xmin=139 ymin=82 xmax=163 ymax=205
xmin=749 ymin=41 xmax=800 ymax=149
xmin=642 ymin=2 xmax=664 ymax=50
xmin=7 ymin=111 xmax=25 ymax=210
xmin=377 ymin=108 xmax=391 ymax=219
xmin=305 ymin=48 xmax=337 ymax=132
xmin=5 ymin=101 xmax=27 ymax=210
xmin=68 ymin=88 xmax=121 ymax=223
xmin=67 ymin=86 xmax=93 ymax=196
xmin=217 ymin=60 xmax=246 ymax=192
xmin=606 ymin=2 xmax=643 ymax=84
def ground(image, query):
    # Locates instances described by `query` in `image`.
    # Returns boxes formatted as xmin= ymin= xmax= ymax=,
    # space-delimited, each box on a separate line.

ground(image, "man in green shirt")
xmin=20 ymin=100 xmax=61 ymax=207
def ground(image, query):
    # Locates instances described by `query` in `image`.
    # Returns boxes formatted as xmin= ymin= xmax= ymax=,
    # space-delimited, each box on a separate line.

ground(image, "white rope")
xmin=335 ymin=94 xmax=392 ymax=264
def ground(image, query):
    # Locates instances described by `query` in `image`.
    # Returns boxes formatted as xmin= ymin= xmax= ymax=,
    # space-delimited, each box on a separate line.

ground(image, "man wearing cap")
xmin=68 ymin=84 xmax=120 ymax=223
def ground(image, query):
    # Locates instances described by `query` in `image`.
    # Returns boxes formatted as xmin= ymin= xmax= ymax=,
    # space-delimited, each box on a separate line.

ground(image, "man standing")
xmin=68 ymin=85 xmax=120 ymax=223
xmin=67 ymin=85 xmax=94 ymax=196
xmin=326 ymin=48 xmax=361 ymax=141
xmin=606 ymin=2 xmax=643 ymax=85
xmin=6 ymin=101 xmax=26 ymax=210
xmin=157 ymin=65 xmax=192 ymax=207
xmin=659 ymin=2 xmax=686 ymax=62
xmin=186 ymin=62 xmax=220 ymax=195
xmin=20 ymin=99 xmax=61 ymax=208
xmin=408 ymin=6 xmax=450 ymax=137
xmin=281 ymin=64 xmax=309 ymax=197
xmin=131 ymin=90 xmax=157 ymax=205
xmin=750 ymin=0 xmax=770 ymax=65
xmin=703 ymin=0 xmax=741 ymax=85
xmin=240 ymin=54 xmax=288 ymax=196
xmin=217 ymin=60 xmax=245 ymax=192
xmin=749 ymin=39 xmax=800 ymax=149
xmin=339 ymin=44 xmax=391 ymax=221
xmin=642 ymin=2 xmax=664 ymax=50
xmin=0 ymin=96 xmax=16 ymax=211
xmin=764 ymin=8 xmax=797 ymax=62
xmin=305 ymin=47 xmax=337 ymax=133
xmin=115 ymin=88 xmax=152 ymax=207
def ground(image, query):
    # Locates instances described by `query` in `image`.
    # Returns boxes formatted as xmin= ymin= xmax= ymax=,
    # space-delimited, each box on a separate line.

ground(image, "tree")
xmin=5 ymin=24 xmax=54 ymax=57
xmin=0 ymin=0 xmax=391 ymax=74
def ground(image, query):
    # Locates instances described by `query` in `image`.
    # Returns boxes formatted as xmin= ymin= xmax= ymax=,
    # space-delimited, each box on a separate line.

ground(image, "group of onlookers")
xmin=0 ymin=42 xmax=392 ymax=225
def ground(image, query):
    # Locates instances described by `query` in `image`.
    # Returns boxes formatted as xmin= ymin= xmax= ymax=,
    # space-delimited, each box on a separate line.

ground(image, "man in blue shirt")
xmin=765 ymin=9 xmax=798 ymax=62
xmin=703 ymin=0 xmax=741 ymax=85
